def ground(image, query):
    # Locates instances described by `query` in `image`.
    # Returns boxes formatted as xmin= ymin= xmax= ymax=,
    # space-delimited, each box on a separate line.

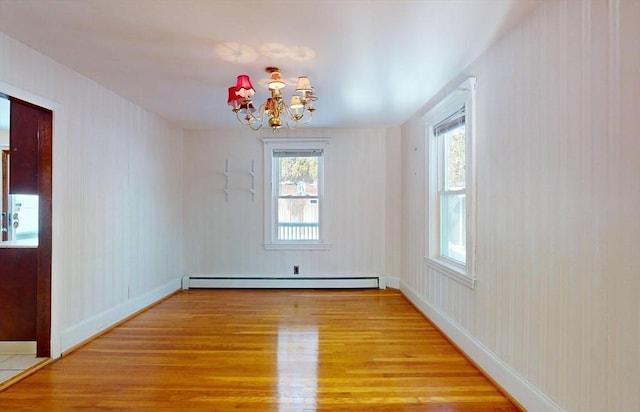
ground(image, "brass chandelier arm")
xmin=280 ymin=102 xmax=314 ymax=128
xmin=233 ymin=100 xmax=315 ymax=131
xmin=233 ymin=100 xmax=266 ymax=131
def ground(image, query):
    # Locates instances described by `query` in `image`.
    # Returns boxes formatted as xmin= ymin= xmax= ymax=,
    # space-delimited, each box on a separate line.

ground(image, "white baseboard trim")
xmin=401 ymin=281 xmax=563 ymax=412
xmin=59 ymin=278 xmax=181 ymax=355
xmin=184 ymin=274 xmax=383 ymax=289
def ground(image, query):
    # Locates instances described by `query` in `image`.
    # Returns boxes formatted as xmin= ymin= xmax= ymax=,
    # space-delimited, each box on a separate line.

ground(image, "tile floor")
xmin=0 ymin=353 xmax=46 ymax=383
xmin=0 ymin=342 xmax=48 ymax=385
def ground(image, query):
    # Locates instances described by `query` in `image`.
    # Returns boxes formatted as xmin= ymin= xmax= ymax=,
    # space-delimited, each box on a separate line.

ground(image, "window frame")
xmin=263 ymin=137 xmax=332 ymax=251
xmin=424 ymin=78 xmax=476 ymax=288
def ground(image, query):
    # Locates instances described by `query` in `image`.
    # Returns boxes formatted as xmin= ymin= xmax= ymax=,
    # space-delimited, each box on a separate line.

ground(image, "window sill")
xmin=0 ymin=238 xmax=38 ymax=248
xmin=425 ymin=257 xmax=476 ymax=289
xmin=264 ymin=242 xmax=333 ymax=251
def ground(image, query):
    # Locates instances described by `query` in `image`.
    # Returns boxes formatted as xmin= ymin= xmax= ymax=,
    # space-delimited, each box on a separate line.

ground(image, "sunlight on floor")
xmin=277 ymin=325 xmax=319 ymax=411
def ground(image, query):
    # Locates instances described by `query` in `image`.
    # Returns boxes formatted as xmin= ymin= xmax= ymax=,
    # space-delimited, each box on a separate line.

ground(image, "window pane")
xmin=278 ymin=156 xmax=318 ymax=196
xmin=444 ymin=126 xmax=465 ymax=190
xmin=7 ymin=194 xmax=39 ymax=242
xmin=441 ymin=193 xmax=466 ymax=264
xmin=277 ymin=198 xmax=319 ymax=240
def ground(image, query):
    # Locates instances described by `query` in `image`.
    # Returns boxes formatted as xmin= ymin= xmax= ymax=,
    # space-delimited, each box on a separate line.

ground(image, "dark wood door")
xmin=0 ymin=248 xmax=37 ymax=340
xmin=9 ymin=100 xmax=39 ymax=194
xmin=0 ymin=97 xmax=52 ymax=357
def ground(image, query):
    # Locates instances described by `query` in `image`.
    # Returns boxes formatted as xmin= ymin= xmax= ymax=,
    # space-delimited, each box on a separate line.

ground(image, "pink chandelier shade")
xmin=228 ymin=86 xmax=255 ymax=112
xmin=235 ymin=75 xmax=256 ymax=98
xmin=227 ymin=86 xmax=242 ymax=106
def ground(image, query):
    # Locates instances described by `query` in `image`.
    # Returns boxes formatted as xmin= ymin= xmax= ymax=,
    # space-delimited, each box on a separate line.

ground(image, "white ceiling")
xmin=0 ymin=0 xmax=539 ymax=130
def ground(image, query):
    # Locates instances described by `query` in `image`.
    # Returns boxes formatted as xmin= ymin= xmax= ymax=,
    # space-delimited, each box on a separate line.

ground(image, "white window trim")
xmin=424 ymin=78 xmax=476 ymax=288
xmin=263 ymin=137 xmax=332 ymax=251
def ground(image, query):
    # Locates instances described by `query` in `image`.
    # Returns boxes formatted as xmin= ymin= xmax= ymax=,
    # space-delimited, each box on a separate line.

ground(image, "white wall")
xmin=400 ymin=0 xmax=640 ymax=411
xmin=0 ymin=33 xmax=184 ymax=357
xmin=3 ymin=1 xmax=637 ymax=408
xmin=183 ymin=126 xmax=401 ymax=281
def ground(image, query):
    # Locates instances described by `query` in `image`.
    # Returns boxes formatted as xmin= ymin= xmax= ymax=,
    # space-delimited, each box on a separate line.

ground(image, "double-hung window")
xmin=425 ymin=78 xmax=476 ymax=287
xmin=263 ymin=138 xmax=331 ymax=250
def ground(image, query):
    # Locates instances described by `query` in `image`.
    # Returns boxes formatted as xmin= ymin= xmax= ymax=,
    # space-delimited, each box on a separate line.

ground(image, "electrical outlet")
xmin=293 ymin=265 xmax=299 ymax=275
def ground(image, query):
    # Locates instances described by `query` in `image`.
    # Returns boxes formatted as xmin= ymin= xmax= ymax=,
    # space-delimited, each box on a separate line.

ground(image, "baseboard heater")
xmin=183 ymin=276 xmax=384 ymax=289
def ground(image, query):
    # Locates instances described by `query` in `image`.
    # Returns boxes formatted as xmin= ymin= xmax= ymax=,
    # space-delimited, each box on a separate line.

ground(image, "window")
xmin=263 ymin=138 xmax=331 ymax=250
xmin=425 ymin=78 xmax=476 ymax=287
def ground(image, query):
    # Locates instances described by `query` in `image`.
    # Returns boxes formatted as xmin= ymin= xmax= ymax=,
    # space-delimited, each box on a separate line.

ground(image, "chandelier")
xmin=227 ymin=67 xmax=317 ymax=131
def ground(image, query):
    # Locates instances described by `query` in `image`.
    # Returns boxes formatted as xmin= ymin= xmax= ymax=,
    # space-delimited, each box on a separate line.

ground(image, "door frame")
xmin=35 ymin=101 xmax=52 ymax=358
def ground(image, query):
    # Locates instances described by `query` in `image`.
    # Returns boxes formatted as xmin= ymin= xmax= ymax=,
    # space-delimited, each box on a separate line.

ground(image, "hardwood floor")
xmin=0 ymin=289 xmax=519 ymax=411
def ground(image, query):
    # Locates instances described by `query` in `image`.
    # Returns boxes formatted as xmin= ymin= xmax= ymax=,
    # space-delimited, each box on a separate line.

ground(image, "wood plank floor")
xmin=0 ymin=289 xmax=519 ymax=411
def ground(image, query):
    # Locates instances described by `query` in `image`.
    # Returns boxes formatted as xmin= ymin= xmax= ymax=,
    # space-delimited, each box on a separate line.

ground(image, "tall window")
xmin=425 ymin=78 xmax=476 ymax=287
xmin=263 ymin=138 xmax=331 ymax=250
